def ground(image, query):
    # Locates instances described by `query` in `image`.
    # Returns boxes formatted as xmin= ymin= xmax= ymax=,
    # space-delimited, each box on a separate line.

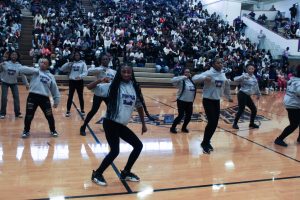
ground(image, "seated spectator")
xmin=134 ymin=49 xmax=145 ymax=67
xmin=269 ymin=5 xmax=276 ymax=11
xmin=248 ymin=11 xmax=255 ymax=20
xmin=155 ymin=54 xmax=169 ymax=73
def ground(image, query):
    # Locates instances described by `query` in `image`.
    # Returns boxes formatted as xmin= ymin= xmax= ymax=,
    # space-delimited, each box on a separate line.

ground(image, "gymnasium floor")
xmin=0 ymin=86 xmax=299 ymax=199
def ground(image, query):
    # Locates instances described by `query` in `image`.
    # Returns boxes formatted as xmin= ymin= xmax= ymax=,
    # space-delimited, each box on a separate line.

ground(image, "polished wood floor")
xmin=0 ymin=86 xmax=299 ymax=199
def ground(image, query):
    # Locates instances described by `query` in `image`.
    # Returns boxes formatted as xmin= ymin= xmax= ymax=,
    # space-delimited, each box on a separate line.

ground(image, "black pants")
xmin=234 ymin=91 xmax=257 ymax=125
xmin=82 ymin=95 xmax=107 ymax=129
xmin=24 ymin=93 xmax=55 ymax=132
xmin=67 ymin=79 xmax=84 ymax=112
xmin=171 ymin=99 xmax=193 ymax=129
xmin=96 ymin=119 xmax=143 ymax=174
xmin=278 ymin=109 xmax=300 ymax=140
xmin=202 ymin=98 xmax=220 ymax=145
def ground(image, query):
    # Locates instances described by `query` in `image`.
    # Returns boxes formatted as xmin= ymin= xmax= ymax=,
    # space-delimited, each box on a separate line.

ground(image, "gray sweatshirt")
xmin=192 ymin=67 xmax=231 ymax=100
xmin=24 ymin=68 xmax=61 ymax=105
xmin=60 ymin=60 xmax=88 ymax=80
xmin=283 ymin=77 xmax=300 ymax=109
xmin=234 ymin=73 xmax=261 ymax=96
xmin=0 ymin=61 xmax=30 ymax=85
xmin=171 ymin=76 xmax=195 ymax=102
xmin=95 ymin=81 xmax=142 ymax=125
xmin=88 ymin=65 xmax=116 ymax=79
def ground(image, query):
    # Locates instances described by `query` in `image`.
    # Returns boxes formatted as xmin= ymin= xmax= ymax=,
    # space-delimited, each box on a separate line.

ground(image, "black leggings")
xmin=96 ymin=118 xmax=143 ymax=174
xmin=171 ymin=99 xmax=193 ymax=129
xmin=278 ymin=108 xmax=300 ymax=140
xmin=82 ymin=95 xmax=107 ymax=129
xmin=234 ymin=91 xmax=257 ymax=124
xmin=24 ymin=93 xmax=55 ymax=132
xmin=67 ymin=79 xmax=84 ymax=111
xmin=202 ymin=98 xmax=220 ymax=145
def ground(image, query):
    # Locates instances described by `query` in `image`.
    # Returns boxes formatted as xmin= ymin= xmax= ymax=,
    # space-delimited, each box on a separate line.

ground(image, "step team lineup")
xmin=0 ymin=52 xmax=300 ymax=186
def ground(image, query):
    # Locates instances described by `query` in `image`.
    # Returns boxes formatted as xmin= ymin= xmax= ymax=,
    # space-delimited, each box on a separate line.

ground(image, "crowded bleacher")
xmin=0 ymin=0 xmax=298 ymax=92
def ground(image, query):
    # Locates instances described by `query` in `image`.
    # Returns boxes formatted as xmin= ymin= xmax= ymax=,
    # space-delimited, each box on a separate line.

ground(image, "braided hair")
xmin=106 ymin=63 xmax=155 ymax=121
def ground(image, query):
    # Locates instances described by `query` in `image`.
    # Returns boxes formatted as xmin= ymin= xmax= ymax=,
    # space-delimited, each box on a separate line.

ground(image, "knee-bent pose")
xmin=232 ymin=64 xmax=261 ymax=129
xmin=80 ymin=55 xmax=116 ymax=136
xmin=22 ymin=58 xmax=61 ymax=138
xmin=90 ymin=64 xmax=153 ymax=186
xmin=170 ymin=68 xmax=196 ymax=134
xmin=274 ymin=65 xmax=300 ymax=147
xmin=192 ymin=58 xmax=232 ymax=154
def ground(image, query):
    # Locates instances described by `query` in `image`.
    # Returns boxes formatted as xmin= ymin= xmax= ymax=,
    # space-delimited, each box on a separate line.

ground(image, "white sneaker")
xmin=65 ymin=112 xmax=71 ymax=117
xmin=0 ymin=115 xmax=5 ymax=119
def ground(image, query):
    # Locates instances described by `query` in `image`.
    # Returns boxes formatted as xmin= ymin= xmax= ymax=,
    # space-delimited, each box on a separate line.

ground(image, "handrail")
xmin=244 ymin=16 xmax=295 ymax=40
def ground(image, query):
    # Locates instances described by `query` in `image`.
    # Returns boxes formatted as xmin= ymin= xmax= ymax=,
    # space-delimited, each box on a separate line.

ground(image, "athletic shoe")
xmin=21 ymin=131 xmax=30 ymax=138
xmin=232 ymin=123 xmax=239 ymax=129
xmin=50 ymin=131 xmax=59 ymax=137
xmin=65 ymin=111 xmax=71 ymax=117
xmin=120 ymin=170 xmax=140 ymax=182
xmin=274 ymin=138 xmax=288 ymax=147
xmin=170 ymin=127 xmax=177 ymax=134
xmin=0 ymin=115 xmax=5 ymax=119
xmin=207 ymin=143 xmax=214 ymax=151
xmin=181 ymin=128 xmax=189 ymax=133
xmin=201 ymin=143 xmax=211 ymax=154
xmin=91 ymin=170 xmax=107 ymax=186
xmin=249 ymin=123 xmax=259 ymax=129
xmin=81 ymin=111 xmax=86 ymax=117
xmin=16 ymin=114 xmax=23 ymax=118
xmin=80 ymin=126 xmax=86 ymax=136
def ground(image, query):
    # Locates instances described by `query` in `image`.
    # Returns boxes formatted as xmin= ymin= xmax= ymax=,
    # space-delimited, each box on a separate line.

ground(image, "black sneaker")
xmin=274 ymin=138 xmax=288 ymax=147
xmin=170 ymin=127 xmax=177 ymax=134
xmin=91 ymin=170 xmax=107 ymax=186
xmin=201 ymin=143 xmax=211 ymax=154
xmin=80 ymin=126 xmax=86 ymax=136
xmin=181 ymin=128 xmax=189 ymax=133
xmin=232 ymin=123 xmax=239 ymax=129
xmin=207 ymin=143 xmax=214 ymax=151
xmin=120 ymin=170 xmax=140 ymax=182
xmin=22 ymin=131 xmax=30 ymax=138
xmin=249 ymin=123 xmax=259 ymax=129
xmin=50 ymin=131 xmax=59 ymax=137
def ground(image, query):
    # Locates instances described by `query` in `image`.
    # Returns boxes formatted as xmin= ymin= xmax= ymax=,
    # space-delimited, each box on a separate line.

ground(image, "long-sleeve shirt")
xmin=284 ymin=77 xmax=300 ymax=109
xmin=192 ymin=67 xmax=231 ymax=100
xmin=94 ymin=81 xmax=142 ymax=125
xmin=87 ymin=65 xmax=116 ymax=79
xmin=0 ymin=61 xmax=30 ymax=85
xmin=60 ymin=60 xmax=88 ymax=80
xmin=234 ymin=73 xmax=261 ymax=96
xmin=171 ymin=76 xmax=195 ymax=102
xmin=23 ymin=67 xmax=61 ymax=105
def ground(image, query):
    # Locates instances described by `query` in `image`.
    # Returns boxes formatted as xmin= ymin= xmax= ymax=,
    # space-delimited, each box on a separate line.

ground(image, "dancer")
xmin=232 ymin=64 xmax=261 ymax=129
xmin=80 ymin=55 xmax=116 ymax=136
xmin=60 ymin=51 xmax=87 ymax=117
xmin=90 ymin=64 xmax=153 ymax=186
xmin=170 ymin=68 xmax=196 ymax=133
xmin=0 ymin=51 xmax=29 ymax=119
xmin=274 ymin=65 xmax=300 ymax=147
xmin=192 ymin=57 xmax=233 ymax=154
xmin=21 ymin=58 xmax=61 ymax=138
